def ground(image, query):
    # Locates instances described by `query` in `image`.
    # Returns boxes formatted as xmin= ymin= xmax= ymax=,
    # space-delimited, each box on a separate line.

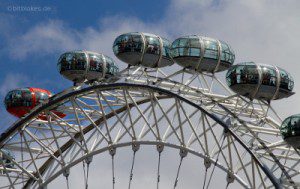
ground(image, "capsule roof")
xmin=280 ymin=114 xmax=300 ymax=147
xmin=57 ymin=50 xmax=119 ymax=83
xmin=171 ymin=35 xmax=235 ymax=73
xmin=113 ymin=32 xmax=173 ymax=68
xmin=226 ymin=62 xmax=294 ymax=100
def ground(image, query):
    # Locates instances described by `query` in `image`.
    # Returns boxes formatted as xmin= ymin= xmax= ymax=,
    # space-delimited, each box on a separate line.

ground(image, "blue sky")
xmin=0 ymin=0 xmax=171 ymax=89
xmin=0 ymin=0 xmax=172 ymax=128
xmin=1 ymin=0 xmax=300 ymax=132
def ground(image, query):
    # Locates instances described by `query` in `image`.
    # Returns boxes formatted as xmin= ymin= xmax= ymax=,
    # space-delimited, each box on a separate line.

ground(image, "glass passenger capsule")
xmin=280 ymin=114 xmax=300 ymax=148
xmin=113 ymin=32 xmax=173 ymax=68
xmin=226 ymin=62 xmax=294 ymax=100
xmin=4 ymin=87 xmax=65 ymax=120
xmin=0 ymin=149 xmax=15 ymax=172
xmin=57 ymin=50 xmax=119 ymax=83
xmin=171 ymin=35 xmax=235 ymax=73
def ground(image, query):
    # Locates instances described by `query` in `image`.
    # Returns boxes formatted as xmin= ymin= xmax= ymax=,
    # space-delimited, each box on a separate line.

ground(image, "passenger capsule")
xmin=171 ymin=35 xmax=235 ymax=73
xmin=113 ymin=32 xmax=173 ymax=68
xmin=280 ymin=114 xmax=300 ymax=148
xmin=0 ymin=149 xmax=15 ymax=171
xmin=226 ymin=62 xmax=294 ymax=100
xmin=57 ymin=50 xmax=119 ymax=83
xmin=4 ymin=87 xmax=65 ymax=120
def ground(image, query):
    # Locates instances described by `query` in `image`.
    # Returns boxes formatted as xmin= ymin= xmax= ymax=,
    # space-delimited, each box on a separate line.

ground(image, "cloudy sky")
xmin=0 ymin=0 xmax=300 ymax=187
xmin=1 ymin=0 xmax=300 ymax=128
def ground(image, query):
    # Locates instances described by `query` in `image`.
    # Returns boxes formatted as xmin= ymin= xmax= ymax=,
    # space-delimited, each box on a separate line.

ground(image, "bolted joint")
xmin=85 ymin=155 xmax=93 ymax=165
xmin=223 ymin=128 xmax=230 ymax=137
xmin=109 ymin=145 xmax=116 ymax=156
xmin=132 ymin=141 xmax=140 ymax=152
xmin=204 ymin=156 xmax=212 ymax=169
xmin=63 ymin=168 xmax=70 ymax=178
xmin=156 ymin=142 xmax=164 ymax=153
xmin=226 ymin=171 xmax=235 ymax=184
xmin=37 ymin=179 xmax=46 ymax=189
xmin=179 ymin=148 xmax=188 ymax=158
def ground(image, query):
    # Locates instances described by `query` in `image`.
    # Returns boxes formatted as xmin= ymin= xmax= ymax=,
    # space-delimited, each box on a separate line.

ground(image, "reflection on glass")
xmin=279 ymin=68 xmax=294 ymax=91
xmin=261 ymin=66 xmax=277 ymax=86
xmin=227 ymin=64 xmax=294 ymax=92
xmin=220 ymin=42 xmax=234 ymax=63
xmin=145 ymin=36 xmax=160 ymax=55
xmin=162 ymin=38 xmax=172 ymax=59
xmin=281 ymin=115 xmax=300 ymax=138
xmin=4 ymin=89 xmax=33 ymax=108
xmin=58 ymin=52 xmax=87 ymax=72
xmin=113 ymin=33 xmax=143 ymax=54
xmin=203 ymin=39 xmax=218 ymax=59
xmin=171 ymin=36 xmax=235 ymax=64
xmin=226 ymin=63 xmax=259 ymax=86
xmin=35 ymin=91 xmax=49 ymax=104
xmin=113 ymin=33 xmax=173 ymax=69
xmin=89 ymin=53 xmax=103 ymax=72
xmin=105 ymin=57 xmax=119 ymax=76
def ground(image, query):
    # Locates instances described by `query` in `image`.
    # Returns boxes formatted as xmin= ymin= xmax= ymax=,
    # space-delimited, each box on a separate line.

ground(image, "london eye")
xmin=0 ymin=32 xmax=298 ymax=189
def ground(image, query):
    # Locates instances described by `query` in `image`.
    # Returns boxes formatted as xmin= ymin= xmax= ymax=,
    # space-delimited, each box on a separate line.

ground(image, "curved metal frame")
xmin=0 ymin=83 xmax=284 ymax=188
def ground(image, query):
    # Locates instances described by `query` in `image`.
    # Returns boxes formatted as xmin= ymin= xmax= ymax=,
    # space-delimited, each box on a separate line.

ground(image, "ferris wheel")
xmin=0 ymin=32 xmax=299 ymax=189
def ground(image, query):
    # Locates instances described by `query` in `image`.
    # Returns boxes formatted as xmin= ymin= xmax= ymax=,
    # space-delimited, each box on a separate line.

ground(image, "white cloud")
xmin=163 ymin=0 xmax=300 ymax=118
xmin=8 ymin=20 xmax=80 ymax=60
xmin=0 ymin=73 xmax=29 ymax=97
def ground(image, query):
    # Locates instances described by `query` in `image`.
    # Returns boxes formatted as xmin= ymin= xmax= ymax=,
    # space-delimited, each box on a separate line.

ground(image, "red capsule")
xmin=4 ymin=87 xmax=65 ymax=120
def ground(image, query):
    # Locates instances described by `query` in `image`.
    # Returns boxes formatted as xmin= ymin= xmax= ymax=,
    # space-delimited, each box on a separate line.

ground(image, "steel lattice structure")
xmin=0 ymin=65 xmax=298 ymax=189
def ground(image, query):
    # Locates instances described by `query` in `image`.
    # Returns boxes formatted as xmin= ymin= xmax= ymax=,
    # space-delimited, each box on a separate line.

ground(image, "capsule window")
xmin=190 ymin=48 xmax=200 ymax=56
xmin=203 ymin=40 xmax=218 ymax=59
xmin=4 ymin=91 xmax=14 ymax=108
xmin=221 ymin=43 xmax=231 ymax=62
xmin=7 ymin=89 xmax=32 ymax=107
xmin=162 ymin=38 xmax=172 ymax=59
xmin=89 ymin=54 xmax=103 ymax=73
xmin=189 ymin=38 xmax=201 ymax=48
xmin=281 ymin=117 xmax=291 ymax=137
xmin=22 ymin=90 xmax=33 ymax=107
xmin=113 ymin=34 xmax=143 ymax=55
xmin=179 ymin=47 xmax=189 ymax=56
xmin=236 ymin=66 xmax=247 ymax=84
xmin=171 ymin=39 xmax=180 ymax=48
xmin=283 ymin=117 xmax=300 ymax=136
xmin=288 ymin=73 xmax=294 ymax=91
xmin=113 ymin=35 xmax=128 ymax=54
xmin=58 ymin=53 xmax=68 ymax=72
xmin=59 ymin=52 xmax=87 ymax=71
xmin=106 ymin=57 xmax=118 ymax=75
xmin=226 ymin=67 xmax=236 ymax=86
xmin=74 ymin=53 xmax=86 ymax=70
xmin=261 ymin=66 xmax=277 ymax=86
xmin=279 ymin=69 xmax=290 ymax=90
xmin=173 ymin=38 xmax=200 ymax=57
xmin=35 ymin=92 xmax=49 ymax=104
xmin=291 ymin=117 xmax=300 ymax=128
xmin=178 ymin=38 xmax=189 ymax=47
xmin=12 ymin=91 xmax=22 ymax=107
xmin=226 ymin=64 xmax=259 ymax=86
xmin=145 ymin=36 xmax=160 ymax=55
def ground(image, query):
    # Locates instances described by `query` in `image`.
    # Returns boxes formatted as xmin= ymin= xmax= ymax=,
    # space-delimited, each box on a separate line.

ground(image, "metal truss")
xmin=0 ymin=66 xmax=298 ymax=189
